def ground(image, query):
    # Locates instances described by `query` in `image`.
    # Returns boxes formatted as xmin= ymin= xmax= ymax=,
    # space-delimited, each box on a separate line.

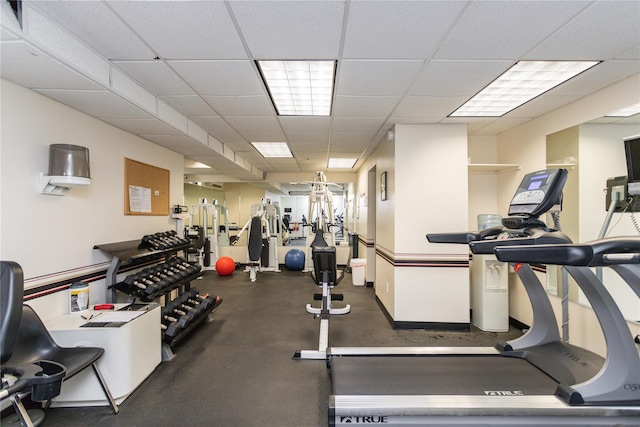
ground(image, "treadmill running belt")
xmin=331 ymin=356 xmax=558 ymax=396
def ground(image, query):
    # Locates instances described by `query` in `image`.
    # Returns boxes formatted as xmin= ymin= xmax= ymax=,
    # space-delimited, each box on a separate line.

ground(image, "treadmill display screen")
xmin=527 ymin=180 xmax=542 ymax=190
xmin=508 ymin=169 xmax=567 ymax=218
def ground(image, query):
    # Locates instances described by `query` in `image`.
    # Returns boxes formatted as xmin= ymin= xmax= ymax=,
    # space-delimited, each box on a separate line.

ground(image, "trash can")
xmin=350 ymin=258 xmax=366 ymax=286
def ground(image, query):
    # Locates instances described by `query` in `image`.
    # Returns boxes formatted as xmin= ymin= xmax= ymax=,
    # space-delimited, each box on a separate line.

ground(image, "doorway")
xmin=367 ymin=166 xmax=377 ymax=287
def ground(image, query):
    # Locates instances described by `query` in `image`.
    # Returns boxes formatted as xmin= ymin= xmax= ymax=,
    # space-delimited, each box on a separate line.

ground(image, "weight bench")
xmin=294 ymin=246 xmax=350 ymax=360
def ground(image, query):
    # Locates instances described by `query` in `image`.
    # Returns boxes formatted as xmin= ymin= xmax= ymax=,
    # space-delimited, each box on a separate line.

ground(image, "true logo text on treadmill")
xmin=484 ymin=390 xmax=524 ymax=396
xmin=339 ymin=416 xmax=388 ymax=423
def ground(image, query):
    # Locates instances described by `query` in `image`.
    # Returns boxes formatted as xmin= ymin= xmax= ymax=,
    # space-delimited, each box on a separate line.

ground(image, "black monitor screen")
xmin=624 ymin=135 xmax=640 ymax=183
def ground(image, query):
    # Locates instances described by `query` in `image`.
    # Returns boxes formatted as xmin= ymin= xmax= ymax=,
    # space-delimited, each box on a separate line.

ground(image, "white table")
xmin=44 ymin=304 xmax=161 ymax=407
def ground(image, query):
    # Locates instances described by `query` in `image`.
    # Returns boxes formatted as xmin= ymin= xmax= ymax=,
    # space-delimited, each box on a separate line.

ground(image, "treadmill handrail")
xmin=469 ymin=228 xmax=571 ymax=254
xmin=494 ymin=237 xmax=640 ymax=267
xmin=426 ymin=226 xmax=503 ymax=244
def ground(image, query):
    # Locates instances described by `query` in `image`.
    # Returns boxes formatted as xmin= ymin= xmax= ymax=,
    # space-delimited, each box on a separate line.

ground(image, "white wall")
xmin=468 ymin=135 xmax=500 ymax=230
xmin=1 ymin=79 xmax=184 ymax=318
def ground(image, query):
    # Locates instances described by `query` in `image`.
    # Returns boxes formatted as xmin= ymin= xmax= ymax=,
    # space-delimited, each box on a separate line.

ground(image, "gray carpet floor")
xmin=31 ymin=267 xmax=522 ymax=426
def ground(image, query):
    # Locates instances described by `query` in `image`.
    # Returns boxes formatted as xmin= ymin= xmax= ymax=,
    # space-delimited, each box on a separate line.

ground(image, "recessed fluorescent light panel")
xmin=257 ymin=60 xmax=336 ymax=116
xmin=606 ymin=102 xmax=640 ymax=117
xmin=328 ymin=158 xmax=357 ymax=169
xmin=450 ymin=61 xmax=600 ymax=117
xmin=251 ymin=142 xmax=293 ymax=158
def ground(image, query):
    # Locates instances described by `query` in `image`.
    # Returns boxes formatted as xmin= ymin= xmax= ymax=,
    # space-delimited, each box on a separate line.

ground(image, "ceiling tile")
xmin=435 ymin=1 xmax=591 ymax=60
xmin=392 ymin=95 xmax=469 ymax=118
xmin=229 ymin=1 xmax=345 ymax=59
xmin=333 ymin=96 xmax=400 ymax=117
xmin=31 ymin=0 xmax=155 ymax=60
xmin=330 ymin=132 xmax=377 ymax=146
xmin=203 ymin=95 xmax=274 ymax=116
xmin=159 ymin=95 xmax=217 ymax=116
xmin=409 ymin=60 xmax=513 ymax=96
xmin=107 ymin=1 xmax=247 ymax=60
xmin=114 ymin=61 xmax=195 ymax=95
xmin=526 ymin=1 xmax=640 ymax=60
xmin=291 ymin=143 xmax=329 ymax=154
xmin=286 ymin=133 xmax=330 ymax=145
xmin=279 ymin=117 xmax=331 ymax=133
xmin=332 ymin=117 xmax=386 ymax=133
xmin=225 ymin=116 xmax=281 ymax=132
xmin=343 ymin=1 xmax=465 ymax=59
xmin=336 ymin=60 xmax=424 ymax=96
xmin=237 ymin=131 xmax=287 ymax=142
xmin=169 ymin=60 xmax=264 ymax=96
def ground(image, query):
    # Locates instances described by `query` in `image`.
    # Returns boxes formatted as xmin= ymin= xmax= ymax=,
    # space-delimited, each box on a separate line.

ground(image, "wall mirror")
xmin=545 ymin=110 xmax=640 ymax=323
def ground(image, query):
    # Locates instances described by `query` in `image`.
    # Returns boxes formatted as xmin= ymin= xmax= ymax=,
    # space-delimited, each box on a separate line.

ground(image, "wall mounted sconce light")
xmin=40 ymin=144 xmax=91 ymax=196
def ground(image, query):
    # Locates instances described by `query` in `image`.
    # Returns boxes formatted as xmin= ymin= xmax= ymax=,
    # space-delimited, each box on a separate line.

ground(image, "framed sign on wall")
xmin=380 ymin=171 xmax=388 ymax=201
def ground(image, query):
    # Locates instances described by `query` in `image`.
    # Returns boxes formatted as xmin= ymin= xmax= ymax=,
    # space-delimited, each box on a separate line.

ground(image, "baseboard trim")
xmin=375 ymin=296 xmax=470 ymax=331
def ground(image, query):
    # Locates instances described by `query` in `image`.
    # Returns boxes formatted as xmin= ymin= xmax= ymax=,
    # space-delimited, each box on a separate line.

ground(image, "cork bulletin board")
xmin=124 ymin=158 xmax=170 ymax=216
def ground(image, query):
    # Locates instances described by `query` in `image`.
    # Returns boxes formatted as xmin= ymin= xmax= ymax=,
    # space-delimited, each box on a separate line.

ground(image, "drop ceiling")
xmin=1 ymin=0 xmax=639 ymax=188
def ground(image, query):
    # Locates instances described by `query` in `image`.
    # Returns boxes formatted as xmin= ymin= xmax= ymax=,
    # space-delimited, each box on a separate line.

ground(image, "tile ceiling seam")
xmin=18 ymin=1 xmax=264 ymax=181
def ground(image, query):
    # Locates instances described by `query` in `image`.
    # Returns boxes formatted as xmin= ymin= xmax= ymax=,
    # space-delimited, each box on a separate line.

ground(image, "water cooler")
xmin=471 ymin=215 xmax=509 ymax=332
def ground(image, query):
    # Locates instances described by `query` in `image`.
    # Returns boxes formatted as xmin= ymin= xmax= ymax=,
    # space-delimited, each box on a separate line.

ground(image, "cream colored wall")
xmin=468 ymin=135 xmax=499 ymax=230
xmin=497 ymin=73 xmax=640 ymax=352
xmin=1 ymin=78 xmax=184 ymax=319
xmin=395 ymin=124 xmax=469 ymax=254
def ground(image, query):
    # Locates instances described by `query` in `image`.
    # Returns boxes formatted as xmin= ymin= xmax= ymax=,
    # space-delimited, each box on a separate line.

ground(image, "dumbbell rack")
xmin=94 ymin=233 xmax=194 ymax=304
xmin=95 ymin=231 xmax=222 ymax=360
xmin=161 ymin=289 xmax=223 ymax=349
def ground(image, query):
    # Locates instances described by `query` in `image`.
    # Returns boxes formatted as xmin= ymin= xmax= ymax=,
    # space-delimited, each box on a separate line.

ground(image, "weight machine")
xmin=236 ymin=201 xmax=281 ymax=282
xmin=184 ymin=201 xmax=230 ymax=271
xmin=302 ymin=172 xmax=342 ymax=272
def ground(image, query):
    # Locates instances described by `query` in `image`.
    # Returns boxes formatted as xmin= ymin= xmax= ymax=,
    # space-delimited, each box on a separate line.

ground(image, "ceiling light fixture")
xmin=606 ymin=102 xmax=640 ymax=117
xmin=251 ymin=142 xmax=293 ymax=158
xmin=450 ymin=60 xmax=600 ymax=117
xmin=328 ymin=158 xmax=357 ymax=169
xmin=257 ymin=60 xmax=336 ymax=116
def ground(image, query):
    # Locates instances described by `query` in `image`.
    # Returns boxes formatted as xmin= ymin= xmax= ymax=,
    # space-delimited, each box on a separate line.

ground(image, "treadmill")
xmin=327 ymin=170 xmax=640 ymax=425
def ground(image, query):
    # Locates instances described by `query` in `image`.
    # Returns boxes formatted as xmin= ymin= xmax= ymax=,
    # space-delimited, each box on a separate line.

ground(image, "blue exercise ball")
xmin=284 ymin=249 xmax=305 ymax=271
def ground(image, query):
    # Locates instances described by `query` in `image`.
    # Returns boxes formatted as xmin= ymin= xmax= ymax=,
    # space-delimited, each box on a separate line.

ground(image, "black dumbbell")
xmin=124 ymin=274 xmax=147 ymax=290
xmin=127 ymin=273 xmax=162 ymax=295
xmin=161 ymin=318 xmax=184 ymax=339
xmin=178 ymin=293 xmax=208 ymax=313
xmin=165 ymin=301 xmax=197 ymax=322
xmin=145 ymin=273 xmax=171 ymax=290
xmin=186 ymin=289 xmax=216 ymax=308
xmin=162 ymin=310 xmax=189 ymax=328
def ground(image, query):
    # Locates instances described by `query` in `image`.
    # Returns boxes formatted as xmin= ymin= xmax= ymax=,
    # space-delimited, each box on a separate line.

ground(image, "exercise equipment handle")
xmin=469 ymin=229 xmax=570 ymax=254
xmin=494 ymin=236 xmax=640 ymax=267
xmin=494 ymin=244 xmax=592 ymax=265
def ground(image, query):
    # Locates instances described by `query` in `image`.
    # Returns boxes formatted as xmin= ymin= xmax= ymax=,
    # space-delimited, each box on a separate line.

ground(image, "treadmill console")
xmin=507 ymin=168 xmax=567 ymax=219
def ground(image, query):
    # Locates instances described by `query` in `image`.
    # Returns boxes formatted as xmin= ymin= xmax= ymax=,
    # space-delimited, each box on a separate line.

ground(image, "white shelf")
xmin=468 ymin=163 xmax=521 ymax=173
xmin=546 ymin=163 xmax=576 ymax=170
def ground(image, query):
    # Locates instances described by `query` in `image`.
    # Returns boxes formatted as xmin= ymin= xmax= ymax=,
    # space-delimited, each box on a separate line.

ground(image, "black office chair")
xmin=1 ymin=261 xmax=65 ymax=426
xmin=2 ymin=261 xmax=119 ymax=414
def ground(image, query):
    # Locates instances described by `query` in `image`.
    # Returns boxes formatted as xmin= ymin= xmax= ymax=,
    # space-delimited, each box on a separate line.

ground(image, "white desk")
xmin=45 ymin=304 xmax=161 ymax=407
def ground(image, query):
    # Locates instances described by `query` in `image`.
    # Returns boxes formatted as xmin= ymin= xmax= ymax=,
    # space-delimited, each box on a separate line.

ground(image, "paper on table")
xmin=88 ymin=311 xmax=144 ymax=323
